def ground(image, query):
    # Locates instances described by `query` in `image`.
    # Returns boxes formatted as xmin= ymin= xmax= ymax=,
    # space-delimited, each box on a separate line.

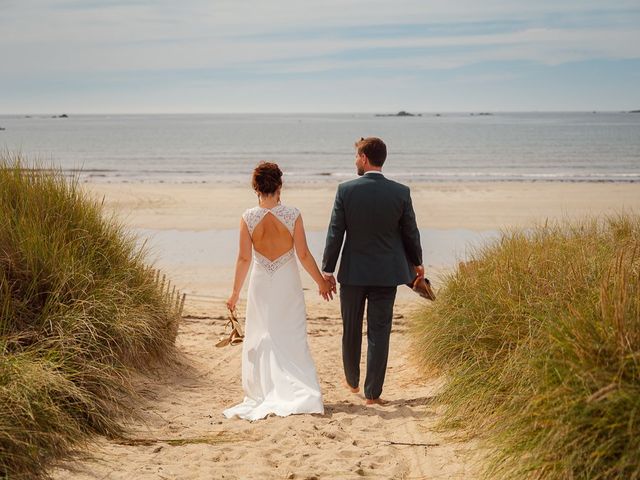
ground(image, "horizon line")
xmin=2 ymin=109 xmax=639 ymax=116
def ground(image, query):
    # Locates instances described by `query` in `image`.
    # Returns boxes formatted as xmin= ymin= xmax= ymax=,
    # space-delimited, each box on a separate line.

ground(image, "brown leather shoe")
xmin=407 ymin=275 xmax=436 ymax=301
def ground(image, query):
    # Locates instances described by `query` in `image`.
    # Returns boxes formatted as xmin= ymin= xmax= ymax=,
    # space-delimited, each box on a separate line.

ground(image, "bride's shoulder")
xmin=279 ymin=204 xmax=301 ymax=219
xmin=242 ymin=205 xmax=261 ymax=215
xmin=280 ymin=204 xmax=300 ymax=214
xmin=274 ymin=205 xmax=301 ymax=231
xmin=241 ymin=206 xmax=262 ymax=225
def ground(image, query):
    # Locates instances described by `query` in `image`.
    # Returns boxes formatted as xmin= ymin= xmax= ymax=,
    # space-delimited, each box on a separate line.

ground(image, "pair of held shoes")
xmin=215 ymin=309 xmax=244 ymax=348
xmin=407 ymin=274 xmax=436 ymax=301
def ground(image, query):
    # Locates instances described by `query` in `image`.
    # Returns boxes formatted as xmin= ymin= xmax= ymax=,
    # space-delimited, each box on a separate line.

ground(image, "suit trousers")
xmin=339 ymin=284 xmax=397 ymax=399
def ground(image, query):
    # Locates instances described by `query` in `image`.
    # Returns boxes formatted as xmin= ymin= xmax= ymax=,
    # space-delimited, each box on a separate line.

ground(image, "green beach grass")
xmin=0 ymin=155 xmax=183 ymax=478
xmin=412 ymin=214 xmax=640 ymax=479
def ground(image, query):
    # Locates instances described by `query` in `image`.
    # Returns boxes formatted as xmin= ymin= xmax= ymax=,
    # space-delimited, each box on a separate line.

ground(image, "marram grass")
xmin=0 ymin=155 xmax=183 ymax=479
xmin=412 ymin=214 xmax=640 ymax=480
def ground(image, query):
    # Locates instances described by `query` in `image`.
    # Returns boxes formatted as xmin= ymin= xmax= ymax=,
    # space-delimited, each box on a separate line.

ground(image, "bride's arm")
xmin=226 ymin=218 xmax=252 ymax=311
xmin=293 ymin=215 xmax=333 ymax=300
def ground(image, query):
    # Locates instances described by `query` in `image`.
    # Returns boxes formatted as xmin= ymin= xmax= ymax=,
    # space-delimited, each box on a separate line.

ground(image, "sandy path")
xmin=51 ymin=297 xmax=480 ymax=480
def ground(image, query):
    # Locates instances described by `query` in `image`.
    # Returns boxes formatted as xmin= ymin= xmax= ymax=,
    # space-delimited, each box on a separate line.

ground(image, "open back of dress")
xmin=242 ymin=205 xmax=298 ymax=275
xmin=251 ymin=211 xmax=294 ymax=260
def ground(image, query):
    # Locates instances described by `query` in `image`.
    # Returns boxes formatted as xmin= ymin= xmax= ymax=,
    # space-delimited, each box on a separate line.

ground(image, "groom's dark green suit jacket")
xmin=322 ymin=172 xmax=422 ymax=286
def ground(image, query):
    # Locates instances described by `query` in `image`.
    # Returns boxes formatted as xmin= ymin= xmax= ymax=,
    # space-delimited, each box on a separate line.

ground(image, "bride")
xmin=223 ymin=162 xmax=332 ymax=421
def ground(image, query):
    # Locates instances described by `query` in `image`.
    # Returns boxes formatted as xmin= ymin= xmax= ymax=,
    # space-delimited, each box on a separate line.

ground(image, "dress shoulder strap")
xmin=272 ymin=205 xmax=300 ymax=234
xmin=242 ymin=207 xmax=267 ymax=235
xmin=241 ymin=205 xmax=300 ymax=236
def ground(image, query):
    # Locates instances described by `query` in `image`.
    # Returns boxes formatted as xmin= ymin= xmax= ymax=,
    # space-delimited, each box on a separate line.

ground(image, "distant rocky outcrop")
xmin=470 ymin=112 xmax=493 ymax=116
xmin=375 ymin=110 xmax=422 ymax=117
xmin=629 ymin=110 xmax=640 ymax=113
xmin=0 ymin=127 xmax=5 ymax=131
xmin=51 ymin=114 xmax=69 ymax=118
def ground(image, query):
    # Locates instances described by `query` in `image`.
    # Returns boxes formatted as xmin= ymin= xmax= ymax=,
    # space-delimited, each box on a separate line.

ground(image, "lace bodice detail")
xmin=242 ymin=205 xmax=300 ymax=235
xmin=254 ymin=250 xmax=296 ymax=275
xmin=242 ymin=205 xmax=301 ymax=275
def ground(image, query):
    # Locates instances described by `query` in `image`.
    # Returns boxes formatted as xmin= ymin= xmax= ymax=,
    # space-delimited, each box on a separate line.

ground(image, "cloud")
xmin=4 ymin=23 xmax=638 ymax=77
xmin=1 ymin=0 xmax=639 ymax=112
xmin=1 ymin=1 xmax=638 ymax=76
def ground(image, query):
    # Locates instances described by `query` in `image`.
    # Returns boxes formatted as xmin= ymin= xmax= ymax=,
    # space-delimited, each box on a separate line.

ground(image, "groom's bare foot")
xmin=365 ymin=398 xmax=388 ymax=406
xmin=344 ymin=379 xmax=360 ymax=393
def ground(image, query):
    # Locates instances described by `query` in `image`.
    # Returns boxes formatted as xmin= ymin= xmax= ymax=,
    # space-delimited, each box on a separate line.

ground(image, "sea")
xmin=0 ymin=112 xmax=639 ymax=184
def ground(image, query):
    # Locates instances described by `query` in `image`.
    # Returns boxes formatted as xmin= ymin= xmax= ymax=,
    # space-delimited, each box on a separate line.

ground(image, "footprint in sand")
xmin=337 ymin=448 xmax=362 ymax=459
xmin=335 ymin=414 xmax=354 ymax=427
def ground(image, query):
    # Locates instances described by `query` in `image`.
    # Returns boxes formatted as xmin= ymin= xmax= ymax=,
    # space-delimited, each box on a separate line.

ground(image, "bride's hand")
xmin=318 ymin=279 xmax=333 ymax=301
xmin=226 ymin=292 xmax=239 ymax=311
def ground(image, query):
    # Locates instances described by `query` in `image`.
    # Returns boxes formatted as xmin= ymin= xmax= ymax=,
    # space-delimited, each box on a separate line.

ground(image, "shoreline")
xmin=8 ymin=169 xmax=639 ymax=186
xmin=84 ymin=180 xmax=640 ymax=232
xmin=73 ymin=176 xmax=640 ymax=185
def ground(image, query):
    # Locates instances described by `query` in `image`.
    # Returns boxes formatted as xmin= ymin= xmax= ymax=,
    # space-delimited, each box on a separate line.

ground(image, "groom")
xmin=322 ymin=137 xmax=423 ymax=405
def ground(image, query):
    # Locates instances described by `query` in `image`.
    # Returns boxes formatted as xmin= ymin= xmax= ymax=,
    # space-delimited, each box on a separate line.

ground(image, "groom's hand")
xmin=415 ymin=265 xmax=425 ymax=279
xmin=323 ymin=273 xmax=337 ymax=294
xmin=318 ymin=278 xmax=334 ymax=301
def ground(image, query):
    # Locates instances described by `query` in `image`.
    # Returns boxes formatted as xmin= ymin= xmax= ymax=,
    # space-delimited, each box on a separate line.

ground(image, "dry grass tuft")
xmin=0 ymin=154 xmax=184 ymax=478
xmin=412 ymin=214 xmax=640 ymax=479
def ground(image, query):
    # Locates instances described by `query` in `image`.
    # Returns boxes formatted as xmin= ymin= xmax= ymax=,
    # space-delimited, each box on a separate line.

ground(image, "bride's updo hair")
xmin=252 ymin=162 xmax=283 ymax=195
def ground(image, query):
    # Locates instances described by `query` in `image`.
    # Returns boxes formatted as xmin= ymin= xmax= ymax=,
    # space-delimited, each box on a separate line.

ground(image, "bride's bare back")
xmin=251 ymin=213 xmax=294 ymax=261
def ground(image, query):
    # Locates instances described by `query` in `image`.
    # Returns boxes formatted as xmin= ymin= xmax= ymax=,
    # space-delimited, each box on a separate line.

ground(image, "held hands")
xmin=318 ymin=277 xmax=334 ymax=301
xmin=323 ymin=273 xmax=337 ymax=294
xmin=415 ymin=264 xmax=425 ymax=279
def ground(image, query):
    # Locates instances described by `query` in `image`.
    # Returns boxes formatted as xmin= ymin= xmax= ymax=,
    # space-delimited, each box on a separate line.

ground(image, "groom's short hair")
xmin=355 ymin=137 xmax=387 ymax=167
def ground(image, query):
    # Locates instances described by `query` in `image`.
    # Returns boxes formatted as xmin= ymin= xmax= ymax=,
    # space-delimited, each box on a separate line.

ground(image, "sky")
xmin=1 ymin=0 xmax=640 ymax=113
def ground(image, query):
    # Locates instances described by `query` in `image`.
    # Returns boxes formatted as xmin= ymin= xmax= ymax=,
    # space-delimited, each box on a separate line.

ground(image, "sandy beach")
xmin=50 ymin=181 xmax=640 ymax=479
xmin=85 ymin=181 xmax=640 ymax=232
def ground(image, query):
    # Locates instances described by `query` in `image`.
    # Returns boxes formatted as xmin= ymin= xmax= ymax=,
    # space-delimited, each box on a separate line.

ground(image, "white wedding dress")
xmin=223 ymin=204 xmax=324 ymax=421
